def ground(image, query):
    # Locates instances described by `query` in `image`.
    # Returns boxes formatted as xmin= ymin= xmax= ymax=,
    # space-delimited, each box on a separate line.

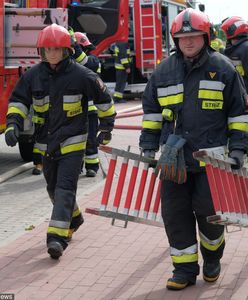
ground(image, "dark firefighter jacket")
xmin=139 ymin=47 xmax=248 ymax=172
xmin=6 ymin=57 xmax=116 ymax=157
xmin=73 ymin=48 xmax=101 ymax=115
xmin=113 ymin=42 xmax=131 ymax=70
xmin=224 ymin=38 xmax=248 ymax=92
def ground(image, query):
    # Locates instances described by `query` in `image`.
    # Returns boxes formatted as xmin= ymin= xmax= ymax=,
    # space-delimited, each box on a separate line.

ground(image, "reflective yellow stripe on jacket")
xmin=60 ymin=134 xmax=87 ymax=155
xmin=157 ymin=84 xmax=184 ymax=107
xmin=142 ymin=113 xmax=163 ymax=130
xmin=7 ymin=102 xmax=29 ymax=119
xmin=88 ymin=100 xmax=97 ymax=112
xmin=33 ymin=96 xmax=50 ymax=113
xmin=230 ymin=59 xmax=245 ymax=76
xmin=228 ymin=115 xmax=248 ymax=132
xmin=96 ymin=102 xmax=115 ymax=118
xmin=33 ymin=142 xmax=47 ymax=156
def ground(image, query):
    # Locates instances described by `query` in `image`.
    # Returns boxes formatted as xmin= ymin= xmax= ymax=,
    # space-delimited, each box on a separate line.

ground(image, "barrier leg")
xmin=143 ymin=170 xmax=156 ymax=219
xmin=133 ymin=163 xmax=149 ymax=217
xmin=123 ymin=160 xmax=140 ymax=216
xmin=151 ymin=180 xmax=161 ymax=221
xmin=206 ymin=164 xmax=222 ymax=215
xmin=100 ymin=154 xmax=117 ymax=211
xmin=112 ymin=156 xmax=129 ymax=213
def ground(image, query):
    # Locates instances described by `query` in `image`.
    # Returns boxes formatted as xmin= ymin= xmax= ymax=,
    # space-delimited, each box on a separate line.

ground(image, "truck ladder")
xmin=137 ymin=0 xmax=158 ymax=76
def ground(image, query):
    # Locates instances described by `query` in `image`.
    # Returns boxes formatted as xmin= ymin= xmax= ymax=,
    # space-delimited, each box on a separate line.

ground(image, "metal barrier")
xmin=193 ymin=148 xmax=248 ymax=227
xmin=85 ymin=146 xmax=163 ymax=228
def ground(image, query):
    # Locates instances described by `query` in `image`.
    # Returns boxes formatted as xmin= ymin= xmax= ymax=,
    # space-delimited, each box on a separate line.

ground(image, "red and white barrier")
xmin=193 ymin=148 xmax=248 ymax=227
xmin=85 ymin=146 xmax=163 ymax=228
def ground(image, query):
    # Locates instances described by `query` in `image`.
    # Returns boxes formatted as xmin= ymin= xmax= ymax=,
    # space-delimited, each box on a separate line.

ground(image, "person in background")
xmin=210 ymin=25 xmax=225 ymax=53
xmin=112 ymin=41 xmax=131 ymax=103
xmin=139 ymin=8 xmax=248 ymax=290
xmin=73 ymin=31 xmax=102 ymax=177
xmin=221 ymin=16 xmax=248 ymax=94
xmin=5 ymin=24 xmax=116 ymax=259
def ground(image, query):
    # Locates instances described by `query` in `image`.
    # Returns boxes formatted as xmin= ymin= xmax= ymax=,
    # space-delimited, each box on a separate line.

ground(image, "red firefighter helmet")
xmin=74 ymin=32 xmax=92 ymax=47
xmin=221 ymin=16 xmax=248 ymax=39
xmin=170 ymin=8 xmax=210 ymax=44
xmin=37 ymin=23 xmax=71 ymax=48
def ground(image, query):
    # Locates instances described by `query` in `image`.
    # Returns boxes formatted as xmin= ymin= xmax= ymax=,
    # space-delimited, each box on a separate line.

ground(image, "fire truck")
xmin=0 ymin=0 xmax=186 ymax=161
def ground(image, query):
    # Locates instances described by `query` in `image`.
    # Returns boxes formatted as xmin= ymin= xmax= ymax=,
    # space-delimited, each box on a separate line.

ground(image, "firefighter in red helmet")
xmin=221 ymin=17 xmax=248 ymax=93
xmin=139 ymin=8 xmax=248 ymax=290
xmin=5 ymin=24 xmax=116 ymax=259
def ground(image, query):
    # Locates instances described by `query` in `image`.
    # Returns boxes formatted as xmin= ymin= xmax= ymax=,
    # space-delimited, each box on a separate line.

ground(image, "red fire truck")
xmin=0 ymin=0 xmax=186 ymax=161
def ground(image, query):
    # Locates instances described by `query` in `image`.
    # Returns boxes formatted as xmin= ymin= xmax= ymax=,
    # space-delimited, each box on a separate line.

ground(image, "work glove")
xmin=5 ymin=124 xmax=20 ymax=147
xmin=143 ymin=150 xmax=155 ymax=159
xmin=229 ymin=150 xmax=245 ymax=170
xmin=126 ymin=67 xmax=131 ymax=74
xmin=143 ymin=150 xmax=156 ymax=168
xmin=68 ymin=26 xmax=77 ymax=46
xmin=97 ymin=131 xmax=112 ymax=145
xmin=155 ymin=134 xmax=187 ymax=183
xmin=175 ymin=147 xmax=187 ymax=184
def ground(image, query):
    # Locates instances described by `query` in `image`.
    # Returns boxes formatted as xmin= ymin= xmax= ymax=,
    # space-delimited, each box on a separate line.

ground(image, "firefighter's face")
xmin=44 ymin=47 xmax=64 ymax=65
xmin=178 ymin=35 xmax=205 ymax=58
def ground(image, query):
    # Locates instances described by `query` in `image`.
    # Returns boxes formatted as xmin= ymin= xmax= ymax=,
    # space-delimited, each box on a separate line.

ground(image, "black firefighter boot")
xmin=166 ymin=275 xmax=196 ymax=290
xmin=47 ymin=241 xmax=64 ymax=259
xmin=203 ymin=260 xmax=221 ymax=282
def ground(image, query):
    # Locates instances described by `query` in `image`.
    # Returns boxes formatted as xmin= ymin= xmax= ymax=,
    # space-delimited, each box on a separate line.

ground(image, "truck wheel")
xmin=18 ymin=138 xmax=34 ymax=162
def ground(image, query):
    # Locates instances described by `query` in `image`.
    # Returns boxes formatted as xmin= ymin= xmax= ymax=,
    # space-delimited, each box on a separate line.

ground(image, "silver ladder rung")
xmin=141 ymin=37 xmax=155 ymax=40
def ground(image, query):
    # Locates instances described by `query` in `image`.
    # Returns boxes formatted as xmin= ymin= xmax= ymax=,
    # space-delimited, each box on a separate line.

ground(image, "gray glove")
xmin=175 ymin=147 xmax=187 ymax=184
xmin=229 ymin=150 xmax=245 ymax=170
xmin=156 ymin=134 xmax=187 ymax=183
xmin=143 ymin=150 xmax=155 ymax=159
xmin=5 ymin=124 xmax=19 ymax=147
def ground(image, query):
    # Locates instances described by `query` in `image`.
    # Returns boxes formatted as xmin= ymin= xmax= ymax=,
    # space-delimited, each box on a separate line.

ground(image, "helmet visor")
xmin=174 ymin=31 xmax=206 ymax=38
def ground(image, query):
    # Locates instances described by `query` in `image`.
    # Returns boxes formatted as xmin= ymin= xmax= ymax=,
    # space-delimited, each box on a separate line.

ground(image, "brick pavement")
xmin=0 ymin=101 xmax=248 ymax=300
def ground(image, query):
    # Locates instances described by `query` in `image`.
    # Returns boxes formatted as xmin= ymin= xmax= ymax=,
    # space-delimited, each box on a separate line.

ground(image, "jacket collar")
xmin=41 ymin=57 xmax=72 ymax=74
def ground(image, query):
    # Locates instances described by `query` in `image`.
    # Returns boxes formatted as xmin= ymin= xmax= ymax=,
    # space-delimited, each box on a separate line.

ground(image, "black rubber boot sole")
xmin=203 ymin=261 xmax=221 ymax=283
xmin=47 ymin=241 xmax=63 ymax=259
xmin=166 ymin=277 xmax=196 ymax=290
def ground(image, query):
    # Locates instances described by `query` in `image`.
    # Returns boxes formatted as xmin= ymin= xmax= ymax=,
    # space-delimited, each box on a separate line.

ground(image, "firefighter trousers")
xmin=43 ymin=152 xmax=84 ymax=249
xmin=113 ymin=69 xmax=128 ymax=101
xmin=161 ymin=171 xmax=225 ymax=281
xmin=84 ymin=113 xmax=99 ymax=172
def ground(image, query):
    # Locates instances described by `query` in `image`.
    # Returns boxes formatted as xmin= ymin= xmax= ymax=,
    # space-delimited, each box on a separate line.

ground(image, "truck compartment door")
xmin=68 ymin=0 xmax=129 ymax=56
xmin=4 ymin=7 xmax=68 ymax=67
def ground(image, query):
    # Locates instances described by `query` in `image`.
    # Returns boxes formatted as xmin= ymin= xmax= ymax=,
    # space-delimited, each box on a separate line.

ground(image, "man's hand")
xmin=229 ymin=150 xmax=245 ymax=170
xmin=5 ymin=124 xmax=20 ymax=147
xmin=97 ymin=131 xmax=112 ymax=145
xmin=126 ymin=68 xmax=131 ymax=74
